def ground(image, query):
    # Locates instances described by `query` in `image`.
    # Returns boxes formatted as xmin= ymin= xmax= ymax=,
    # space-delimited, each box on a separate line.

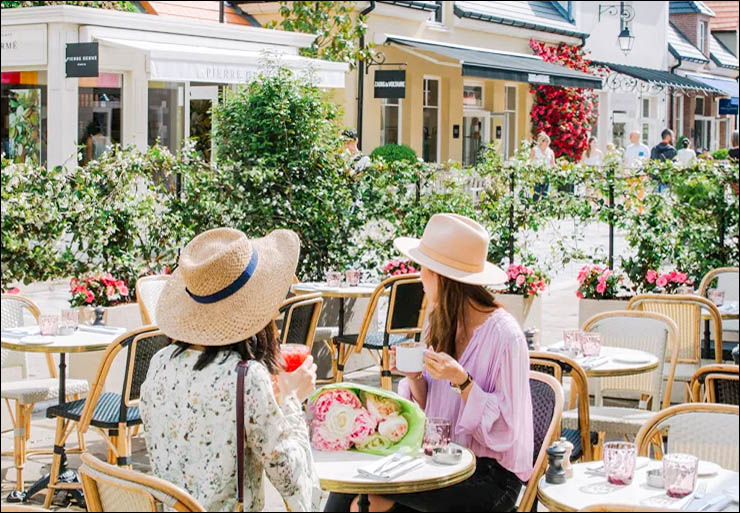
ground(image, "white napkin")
xmin=582 ymin=357 xmax=609 ymax=370
xmin=1 ymin=326 xmax=40 ymax=338
xmin=77 ymin=325 xmax=126 ymax=335
xmin=357 ymin=455 xmax=424 ymax=481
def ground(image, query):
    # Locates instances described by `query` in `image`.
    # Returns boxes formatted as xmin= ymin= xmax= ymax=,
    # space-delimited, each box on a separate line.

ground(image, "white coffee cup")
xmin=396 ymin=342 xmax=426 ymax=373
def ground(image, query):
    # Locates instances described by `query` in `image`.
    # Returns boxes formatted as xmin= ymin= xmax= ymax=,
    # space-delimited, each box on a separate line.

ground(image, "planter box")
xmin=70 ymin=303 xmax=144 ymax=393
xmin=495 ymin=293 xmax=542 ymax=332
xmin=578 ymin=298 xmax=631 ymax=328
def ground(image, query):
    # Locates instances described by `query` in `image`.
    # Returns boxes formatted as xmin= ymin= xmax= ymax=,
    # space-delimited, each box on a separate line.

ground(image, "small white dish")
xmin=646 ymin=468 xmax=664 ymax=488
xmin=697 ymin=460 xmax=721 ymax=477
xmin=432 ymin=446 xmax=463 ymax=465
xmin=19 ymin=335 xmax=54 ymax=345
xmin=612 ymin=354 xmax=651 ymax=364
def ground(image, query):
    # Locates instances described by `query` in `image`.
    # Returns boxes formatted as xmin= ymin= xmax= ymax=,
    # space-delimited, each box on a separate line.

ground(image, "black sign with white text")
xmin=374 ymin=70 xmax=406 ymax=99
xmin=66 ymin=42 xmax=99 ymax=78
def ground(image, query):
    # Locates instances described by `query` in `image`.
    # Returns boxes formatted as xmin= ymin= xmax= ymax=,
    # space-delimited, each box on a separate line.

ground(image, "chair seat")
xmin=561 ymin=427 xmax=583 ymax=461
xmin=666 ymin=362 xmax=701 ymax=383
xmin=335 ymin=333 xmax=412 ymax=350
xmin=1 ymin=378 xmax=89 ymax=405
xmin=563 ymin=406 xmax=656 ymax=436
xmin=314 ymin=326 xmax=339 ymax=342
xmin=46 ymin=392 xmax=141 ymax=429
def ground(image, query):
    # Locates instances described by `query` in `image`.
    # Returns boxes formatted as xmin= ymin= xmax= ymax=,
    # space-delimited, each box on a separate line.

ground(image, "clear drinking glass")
xmin=581 ymin=332 xmax=602 ymax=357
xmin=346 ymin=269 xmax=361 ymax=287
xmin=39 ymin=314 xmax=59 ymax=336
xmin=563 ymin=329 xmax=581 ymax=354
xmin=423 ymin=418 xmax=451 ymax=456
xmin=708 ymin=288 xmax=725 ymax=307
xmin=325 ymin=271 xmax=342 ymax=288
xmin=602 ymin=441 xmax=637 ymax=485
xmin=59 ymin=308 xmax=79 ymax=335
xmin=663 ymin=453 xmax=698 ymax=498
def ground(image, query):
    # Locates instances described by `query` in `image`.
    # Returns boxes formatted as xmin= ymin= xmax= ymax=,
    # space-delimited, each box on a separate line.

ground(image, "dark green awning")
xmin=386 ymin=36 xmax=602 ymax=90
xmin=597 ymin=62 xmax=723 ymax=93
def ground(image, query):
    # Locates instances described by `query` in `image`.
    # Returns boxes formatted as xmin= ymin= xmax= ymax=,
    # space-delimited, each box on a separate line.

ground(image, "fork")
xmin=371 ymin=449 xmax=409 ymax=475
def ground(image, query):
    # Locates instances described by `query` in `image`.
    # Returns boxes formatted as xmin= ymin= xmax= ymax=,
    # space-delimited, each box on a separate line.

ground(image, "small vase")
xmin=93 ymin=306 xmax=106 ymax=326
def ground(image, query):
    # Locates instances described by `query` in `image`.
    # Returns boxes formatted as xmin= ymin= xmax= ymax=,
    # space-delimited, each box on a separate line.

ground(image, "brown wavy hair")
xmin=427 ymin=275 xmax=500 ymax=358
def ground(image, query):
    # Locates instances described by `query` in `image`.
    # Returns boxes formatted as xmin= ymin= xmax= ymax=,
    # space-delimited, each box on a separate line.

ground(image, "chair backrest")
xmin=1 ymin=294 xmax=49 ymax=378
xmin=0 ymin=505 xmax=52 ymax=512
xmin=690 ymin=364 xmax=739 ymax=405
xmin=517 ymin=371 xmax=564 ymax=513
xmin=278 ymin=292 xmax=323 ymax=348
xmin=635 ymin=403 xmax=739 ymax=472
xmin=628 ymin=294 xmax=723 ymax=364
xmin=698 ymin=267 xmax=739 ymax=302
xmin=135 ymin=275 xmax=170 ymax=326
xmin=529 ymin=351 xmax=592 ymax=461
xmin=79 ymin=452 xmax=205 ymax=512
xmin=78 ymin=327 xmax=169 ymax=433
xmin=584 ymin=310 xmax=678 ymax=410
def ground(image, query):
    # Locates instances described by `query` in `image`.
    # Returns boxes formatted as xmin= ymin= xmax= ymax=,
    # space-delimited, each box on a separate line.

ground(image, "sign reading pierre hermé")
xmin=374 ymin=70 xmax=406 ymax=99
xmin=66 ymin=42 xmax=99 ymax=78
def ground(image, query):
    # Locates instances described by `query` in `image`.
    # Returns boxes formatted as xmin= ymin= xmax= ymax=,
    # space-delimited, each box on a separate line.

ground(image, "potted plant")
xmin=576 ymin=264 xmax=632 ymax=327
xmin=638 ymin=269 xmax=693 ymax=294
xmin=493 ymin=263 xmax=548 ymax=331
xmin=381 ymin=258 xmax=419 ymax=277
xmin=69 ymin=273 xmax=141 ymax=329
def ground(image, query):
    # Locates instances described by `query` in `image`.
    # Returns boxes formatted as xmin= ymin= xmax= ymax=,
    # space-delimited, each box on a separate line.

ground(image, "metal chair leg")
xmin=43 ymin=418 xmax=67 ymax=509
xmin=381 ymin=346 xmax=392 ymax=390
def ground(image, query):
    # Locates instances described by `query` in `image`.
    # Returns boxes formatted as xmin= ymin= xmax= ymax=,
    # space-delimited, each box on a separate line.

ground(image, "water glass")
xmin=581 ymin=333 xmax=602 ymax=357
xmin=708 ymin=288 xmax=725 ymax=307
xmin=39 ymin=314 xmax=59 ymax=336
xmin=602 ymin=441 xmax=637 ymax=485
xmin=346 ymin=269 xmax=361 ymax=287
xmin=423 ymin=418 xmax=451 ymax=456
xmin=59 ymin=308 xmax=79 ymax=335
xmin=563 ymin=329 xmax=581 ymax=355
xmin=663 ymin=453 xmax=698 ymax=498
xmin=325 ymin=271 xmax=342 ymax=288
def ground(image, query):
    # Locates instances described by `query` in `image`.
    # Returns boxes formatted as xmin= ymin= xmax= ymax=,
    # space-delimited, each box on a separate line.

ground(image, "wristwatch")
xmin=451 ymin=372 xmax=472 ymax=394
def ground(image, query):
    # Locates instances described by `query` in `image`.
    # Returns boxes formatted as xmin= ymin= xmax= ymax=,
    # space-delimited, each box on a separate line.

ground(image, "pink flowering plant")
xmin=307 ymin=384 xmax=425 ymax=456
xmin=576 ymin=265 xmax=627 ymax=299
xmin=69 ymin=273 xmax=130 ymax=308
xmin=382 ymin=258 xmax=419 ymax=277
xmin=640 ymin=269 xmax=693 ymax=294
xmin=503 ymin=263 xmax=549 ymax=298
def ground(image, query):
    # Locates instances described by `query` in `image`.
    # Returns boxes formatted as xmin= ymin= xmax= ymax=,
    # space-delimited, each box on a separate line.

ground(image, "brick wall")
xmin=683 ymin=94 xmax=693 ymax=137
xmin=670 ymin=12 xmax=712 ymax=55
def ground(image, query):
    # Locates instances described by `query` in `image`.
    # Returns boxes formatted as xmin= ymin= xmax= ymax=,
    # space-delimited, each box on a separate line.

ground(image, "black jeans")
xmin=323 ymin=457 xmax=523 ymax=513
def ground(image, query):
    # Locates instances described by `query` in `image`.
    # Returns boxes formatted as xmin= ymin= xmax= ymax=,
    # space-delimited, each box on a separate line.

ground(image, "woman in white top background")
xmin=676 ymin=138 xmax=697 ymax=166
xmin=529 ymin=132 xmax=556 ymax=167
xmin=581 ymin=136 xmax=604 ymax=167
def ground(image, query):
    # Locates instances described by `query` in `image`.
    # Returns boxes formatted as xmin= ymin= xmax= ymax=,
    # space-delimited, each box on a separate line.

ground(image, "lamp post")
xmin=598 ymin=2 xmax=636 ymax=55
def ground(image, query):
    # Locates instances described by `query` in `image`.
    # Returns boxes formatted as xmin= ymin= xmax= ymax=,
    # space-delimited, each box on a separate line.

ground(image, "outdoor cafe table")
xmin=702 ymin=303 xmax=739 ymax=360
xmin=537 ymin=457 xmax=740 ymax=512
xmin=292 ymin=282 xmax=380 ymax=337
xmin=1 ymin=325 xmax=125 ymax=504
xmin=544 ymin=344 xmax=660 ymax=378
xmin=313 ymin=444 xmax=476 ymax=513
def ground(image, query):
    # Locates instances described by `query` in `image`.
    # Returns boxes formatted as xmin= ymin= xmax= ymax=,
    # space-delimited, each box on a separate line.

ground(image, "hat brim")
xmin=394 ymin=237 xmax=507 ymax=286
xmin=155 ymin=230 xmax=300 ymax=346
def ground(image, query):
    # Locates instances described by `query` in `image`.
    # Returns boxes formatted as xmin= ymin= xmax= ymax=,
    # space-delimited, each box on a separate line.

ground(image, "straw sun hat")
xmin=156 ymin=228 xmax=300 ymax=346
xmin=394 ymin=213 xmax=507 ymax=286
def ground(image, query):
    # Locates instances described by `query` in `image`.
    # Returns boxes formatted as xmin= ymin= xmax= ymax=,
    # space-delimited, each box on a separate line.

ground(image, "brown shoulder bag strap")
xmin=236 ymin=359 xmax=252 ymax=511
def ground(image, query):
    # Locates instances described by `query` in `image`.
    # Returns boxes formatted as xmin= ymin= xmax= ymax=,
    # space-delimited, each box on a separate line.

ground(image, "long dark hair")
xmin=171 ymin=321 xmax=281 ymax=373
xmin=427 ymin=275 xmax=499 ymax=358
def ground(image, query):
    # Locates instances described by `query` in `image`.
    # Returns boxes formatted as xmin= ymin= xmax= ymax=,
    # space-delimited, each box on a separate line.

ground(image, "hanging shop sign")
xmin=66 ymin=42 xmax=99 ymax=78
xmin=374 ymin=70 xmax=406 ymax=99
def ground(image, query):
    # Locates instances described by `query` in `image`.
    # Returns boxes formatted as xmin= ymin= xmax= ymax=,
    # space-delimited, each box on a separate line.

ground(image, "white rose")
xmin=377 ymin=415 xmax=408 ymax=443
xmin=324 ymin=404 xmax=359 ymax=441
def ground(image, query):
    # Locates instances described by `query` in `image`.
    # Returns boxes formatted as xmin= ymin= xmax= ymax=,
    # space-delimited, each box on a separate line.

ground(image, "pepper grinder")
xmin=524 ymin=328 xmax=536 ymax=350
xmin=545 ymin=444 xmax=567 ymax=484
xmin=558 ymin=436 xmax=574 ymax=479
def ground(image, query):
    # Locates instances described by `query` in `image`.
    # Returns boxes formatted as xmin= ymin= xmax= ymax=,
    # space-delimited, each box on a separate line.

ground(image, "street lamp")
xmin=598 ymin=2 xmax=636 ymax=56
xmin=617 ymin=26 xmax=635 ymax=55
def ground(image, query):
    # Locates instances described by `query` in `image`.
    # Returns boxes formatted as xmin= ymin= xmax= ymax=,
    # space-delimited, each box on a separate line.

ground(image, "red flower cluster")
xmin=576 ymin=265 xmax=625 ymax=300
xmin=382 ymin=259 xmax=419 ymax=277
xmin=643 ymin=269 xmax=692 ymax=294
xmin=504 ymin=264 xmax=548 ymax=298
xmin=529 ymin=40 xmax=606 ymax=162
xmin=69 ymin=273 xmax=130 ymax=308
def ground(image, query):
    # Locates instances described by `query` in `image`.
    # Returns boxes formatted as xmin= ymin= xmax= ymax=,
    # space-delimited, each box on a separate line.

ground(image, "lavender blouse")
xmin=398 ymin=308 xmax=534 ymax=482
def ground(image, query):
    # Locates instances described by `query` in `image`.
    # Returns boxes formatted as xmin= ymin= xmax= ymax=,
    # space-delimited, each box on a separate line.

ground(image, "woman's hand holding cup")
xmin=391 ymin=343 xmax=426 ymax=380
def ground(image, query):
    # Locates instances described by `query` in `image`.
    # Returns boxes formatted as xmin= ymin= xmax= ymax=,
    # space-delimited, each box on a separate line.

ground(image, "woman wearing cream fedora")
xmin=325 ymin=214 xmax=534 ymax=512
xmin=140 ymin=227 xmax=320 ymax=512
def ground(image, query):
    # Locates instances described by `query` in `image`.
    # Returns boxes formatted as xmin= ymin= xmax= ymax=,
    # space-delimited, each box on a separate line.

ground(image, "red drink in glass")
xmin=281 ymin=344 xmax=311 ymax=373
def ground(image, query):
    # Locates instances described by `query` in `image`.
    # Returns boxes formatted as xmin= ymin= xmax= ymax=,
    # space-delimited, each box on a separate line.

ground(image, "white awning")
xmin=96 ymin=37 xmax=347 ymax=88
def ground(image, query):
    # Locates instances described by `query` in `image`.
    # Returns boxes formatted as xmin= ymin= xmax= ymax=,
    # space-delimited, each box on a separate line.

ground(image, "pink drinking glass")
xmin=346 ymin=269 xmax=361 ymax=287
xmin=563 ymin=329 xmax=581 ymax=354
xmin=39 ymin=315 xmax=59 ymax=336
xmin=325 ymin=271 xmax=342 ymax=288
xmin=581 ymin=333 xmax=602 ymax=357
xmin=423 ymin=418 xmax=451 ymax=456
xmin=663 ymin=453 xmax=698 ymax=498
xmin=603 ymin=441 xmax=637 ymax=485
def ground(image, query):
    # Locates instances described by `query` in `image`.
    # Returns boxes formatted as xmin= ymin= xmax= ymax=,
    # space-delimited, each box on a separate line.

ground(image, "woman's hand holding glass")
xmin=276 ymin=356 xmax=317 ymax=402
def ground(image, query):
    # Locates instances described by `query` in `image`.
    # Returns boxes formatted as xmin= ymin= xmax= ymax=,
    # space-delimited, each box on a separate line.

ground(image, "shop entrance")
xmin=462 ymin=110 xmax=489 ymax=166
xmin=189 ymin=85 xmax=218 ymax=161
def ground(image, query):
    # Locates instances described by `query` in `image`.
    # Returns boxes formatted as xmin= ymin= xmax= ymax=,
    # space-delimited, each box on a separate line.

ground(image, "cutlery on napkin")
xmin=582 ymin=357 xmax=609 ymax=370
xmin=1 ymin=326 xmax=41 ymax=338
xmin=357 ymin=456 xmax=424 ymax=481
xmin=77 ymin=325 xmax=126 ymax=334
xmin=681 ymin=482 xmax=708 ymax=511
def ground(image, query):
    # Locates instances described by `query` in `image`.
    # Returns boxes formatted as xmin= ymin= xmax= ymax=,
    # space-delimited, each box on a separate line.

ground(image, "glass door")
xmin=462 ymin=110 xmax=489 ymax=166
xmin=189 ymin=85 xmax=218 ymax=161
xmin=490 ymin=112 xmax=507 ymax=159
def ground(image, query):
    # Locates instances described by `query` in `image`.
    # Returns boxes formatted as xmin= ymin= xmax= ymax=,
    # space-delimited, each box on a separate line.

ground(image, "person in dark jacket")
xmin=650 ymin=129 xmax=678 ymax=161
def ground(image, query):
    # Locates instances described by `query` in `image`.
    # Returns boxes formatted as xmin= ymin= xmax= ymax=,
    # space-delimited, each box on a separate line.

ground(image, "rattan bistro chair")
xmin=135 ymin=275 xmax=170 ymax=326
xmin=530 ymin=352 xmax=593 ymax=461
xmin=690 ymin=364 xmax=739 ymax=404
xmin=43 ymin=327 xmax=170 ymax=508
xmin=699 ymin=267 xmax=739 ymax=358
xmin=635 ymin=403 xmax=739 ymax=472
xmin=333 ymin=274 xmax=426 ymax=390
xmin=517 ymin=371 xmax=564 ymax=513
xmin=628 ymin=294 xmax=723 ymax=400
xmin=278 ymin=292 xmax=323 ymax=348
xmin=79 ymin=452 xmax=205 ymax=512
xmin=1 ymin=294 xmax=89 ymax=492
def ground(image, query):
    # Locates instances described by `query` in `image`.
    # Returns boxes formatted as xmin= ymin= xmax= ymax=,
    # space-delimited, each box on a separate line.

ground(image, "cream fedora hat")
xmin=155 ymin=227 xmax=300 ymax=346
xmin=394 ymin=214 xmax=506 ymax=286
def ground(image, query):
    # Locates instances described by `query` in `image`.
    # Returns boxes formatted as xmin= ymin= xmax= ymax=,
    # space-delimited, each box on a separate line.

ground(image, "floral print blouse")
xmin=140 ymin=345 xmax=321 ymax=512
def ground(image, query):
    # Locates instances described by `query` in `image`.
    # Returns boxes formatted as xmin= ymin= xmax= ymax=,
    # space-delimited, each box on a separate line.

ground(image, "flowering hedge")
xmin=576 ymin=265 xmax=628 ymax=300
xmin=69 ymin=274 xmax=130 ymax=308
xmin=382 ymin=259 xmax=419 ymax=277
xmin=640 ymin=269 xmax=692 ymax=294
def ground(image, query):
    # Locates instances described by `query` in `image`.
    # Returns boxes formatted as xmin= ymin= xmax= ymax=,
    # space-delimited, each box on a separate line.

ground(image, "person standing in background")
xmin=581 ymin=136 xmax=604 ymax=167
xmin=623 ymin=130 xmax=650 ymax=169
xmin=650 ymin=129 xmax=678 ymax=161
xmin=530 ymin=132 xmax=555 ymax=200
xmin=676 ymin=139 xmax=696 ymax=166
xmin=342 ymin=129 xmax=371 ymax=179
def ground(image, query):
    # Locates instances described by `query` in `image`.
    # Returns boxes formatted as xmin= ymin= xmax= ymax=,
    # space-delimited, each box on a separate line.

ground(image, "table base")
xmin=6 ymin=466 xmax=84 ymax=508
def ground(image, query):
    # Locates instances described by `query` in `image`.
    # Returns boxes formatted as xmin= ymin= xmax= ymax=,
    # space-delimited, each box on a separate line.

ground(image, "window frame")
xmin=380 ymin=96 xmax=402 ymax=146
xmin=698 ymin=21 xmax=707 ymax=55
xmin=504 ymin=83 xmax=518 ymax=158
xmin=463 ymin=81 xmax=484 ymax=110
xmin=423 ymin=75 xmax=441 ymax=163
xmin=428 ymin=1 xmax=445 ymax=24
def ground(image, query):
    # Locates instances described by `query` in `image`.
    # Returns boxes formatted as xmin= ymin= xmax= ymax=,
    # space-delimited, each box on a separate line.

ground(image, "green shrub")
xmin=370 ymin=144 xmax=417 ymax=165
xmin=713 ymin=148 xmax=729 ymax=160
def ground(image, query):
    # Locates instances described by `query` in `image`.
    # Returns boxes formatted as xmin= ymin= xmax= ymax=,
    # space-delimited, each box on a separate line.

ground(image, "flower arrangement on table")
xmin=501 ymin=263 xmax=548 ymax=298
xmin=576 ymin=265 xmax=628 ymax=299
xmin=382 ymin=259 xmax=419 ymax=277
xmin=639 ymin=269 xmax=692 ymax=294
xmin=308 ymin=383 xmax=425 ymax=456
xmin=69 ymin=273 xmax=130 ymax=307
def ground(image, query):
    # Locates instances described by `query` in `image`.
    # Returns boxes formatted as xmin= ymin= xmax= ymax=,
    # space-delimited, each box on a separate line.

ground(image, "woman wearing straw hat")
xmin=140 ymin=228 xmax=320 ymax=512
xmin=325 ymin=214 xmax=534 ymax=512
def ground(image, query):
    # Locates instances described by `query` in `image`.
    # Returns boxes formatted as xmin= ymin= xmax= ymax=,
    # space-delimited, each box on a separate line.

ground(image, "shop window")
xmin=642 ymin=123 xmax=649 ymax=145
xmin=505 ymin=85 xmax=517 ymax=158
xmin=78 ymin=73 xmax=122 ymax=165
xmin=148 ymin=82 xmax=185 ymax=154
xmin=642 ymin=98 xmax=650 ymax=119
xmin=422 ymin=78 xmax=439 ymax=163
xmin=380 ymin=97 xmax=401 ymax=146
xmin=463 ymin=83 xmax=483 ymax=109
xmin=698 ymin=21 xmax=707 ymax=55
xmin=694 ymin=97 xmax=704 ymax=116
xmin=1 ymin=71 xmax=47 ymax=166
xmin=675 ymin=96 xmax=683 ymax=137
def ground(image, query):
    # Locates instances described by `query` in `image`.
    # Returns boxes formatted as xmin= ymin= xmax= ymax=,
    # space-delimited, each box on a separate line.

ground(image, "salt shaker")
xmin=557 ymin=436 xmax=574 ymax=479
xmin=524 ymin=328 xmax=536 ymax=350
xmin=545 ymin=444 xmax=567 ymax=484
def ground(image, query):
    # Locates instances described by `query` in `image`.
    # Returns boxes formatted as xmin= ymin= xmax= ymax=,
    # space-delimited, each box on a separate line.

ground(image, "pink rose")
xmin=516 ymin=275 xmax=526 ymax=286
xmin=646 ymin=270 xmax=658 ymax=284
xmin=656 ymin=275 xmax=669 ymax=288
xmin=311 ymin=389 xmax=362 ymax=422
xmin=596 ymin=282 xmax=607 ymax=294
xmin=377 ymin=415 xmax=409 ymax=443
xmin=349 ymin=409 xmax=377 ymax=445
xmin=676 ymin=272 xmax=687 ymax=284
xmin=311 ymin=422 xmax=352 ymax=452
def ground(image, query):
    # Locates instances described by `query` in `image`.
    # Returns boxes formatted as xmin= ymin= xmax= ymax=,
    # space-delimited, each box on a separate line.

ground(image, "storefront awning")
xmin=686 ymin=74 xmax=739 ymax=102
xmin=597 ymin=62 xmax=722 ymax=93
xmin=96 ymin=37 xmax=347 ymax=88
xmin=385 ymin=36 xmax=602 ymax=89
